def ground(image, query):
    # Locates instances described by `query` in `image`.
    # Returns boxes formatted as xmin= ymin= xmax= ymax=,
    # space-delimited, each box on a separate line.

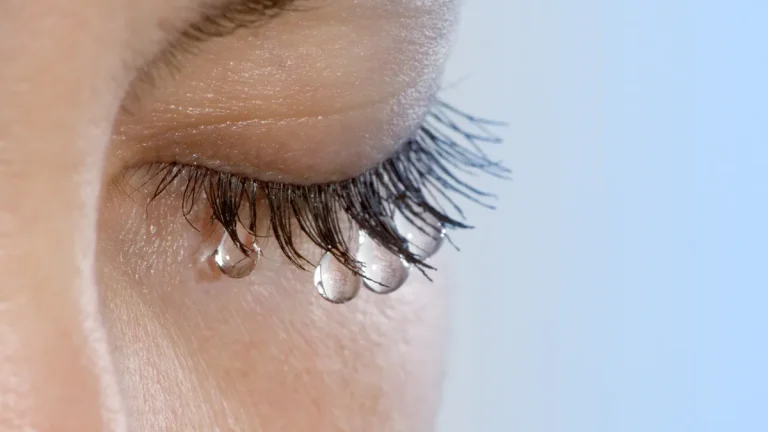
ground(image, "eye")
xmin=115 ymin=100 xmax=506 ymax=303
xmin=103 ymin=0 xmax=503 ymax=304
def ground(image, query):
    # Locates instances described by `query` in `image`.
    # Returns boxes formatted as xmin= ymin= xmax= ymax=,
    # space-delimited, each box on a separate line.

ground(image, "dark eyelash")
xmin=145 ymin=100 xmax=508 ymax=276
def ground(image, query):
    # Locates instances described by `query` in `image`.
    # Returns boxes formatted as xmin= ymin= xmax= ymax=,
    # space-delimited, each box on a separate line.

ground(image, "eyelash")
xmin=140 ymin=100 xmax=507 ymax=277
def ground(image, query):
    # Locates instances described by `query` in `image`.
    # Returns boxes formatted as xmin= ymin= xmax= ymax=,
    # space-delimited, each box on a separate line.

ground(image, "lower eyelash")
xmin=142 ymin=100 xmax=508 ymax=277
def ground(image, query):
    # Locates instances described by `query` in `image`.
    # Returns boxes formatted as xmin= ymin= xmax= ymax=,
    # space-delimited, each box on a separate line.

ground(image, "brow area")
xmin=186 ymin=0 xmax=299 ymax=40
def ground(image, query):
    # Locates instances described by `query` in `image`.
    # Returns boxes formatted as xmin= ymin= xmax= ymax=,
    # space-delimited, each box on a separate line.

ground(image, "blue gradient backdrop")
xmin=437 ymin=1 xmax=768 ymax=431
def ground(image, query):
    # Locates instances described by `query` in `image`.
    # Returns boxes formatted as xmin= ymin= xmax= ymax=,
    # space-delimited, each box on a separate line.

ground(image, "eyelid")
xmin=117 ymin=82 xmax=437 ymax=184
xmin=123 ymin=1 xmax=454 ymax=182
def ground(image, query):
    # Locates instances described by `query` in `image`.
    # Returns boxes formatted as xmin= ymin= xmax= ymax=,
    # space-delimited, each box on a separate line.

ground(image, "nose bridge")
xmin=0 ymin=102 xmax=126 ymax=430
xmin=0 ymin=106 xmax=126 ymax=430
xmin=0 ymin=267 xmax=118 ymax=431
xmin=0 ymin=3 xmax=129 ymax=431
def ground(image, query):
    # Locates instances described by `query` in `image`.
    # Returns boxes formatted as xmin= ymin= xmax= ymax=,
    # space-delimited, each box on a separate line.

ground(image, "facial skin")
xmin=0 ymin=0 xmax=457 ymax=431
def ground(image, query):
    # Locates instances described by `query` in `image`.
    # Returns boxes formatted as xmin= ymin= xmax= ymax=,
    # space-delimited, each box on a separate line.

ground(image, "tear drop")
xmin=394 ymin=212 xmax=446 ymax=259
xmin=213 ymin=232 xmax=260 ymax=279
xmin=357 ymin=232 xmax=411 ymax=294
xmin=314 ymin=252 xmax=361 ymax=304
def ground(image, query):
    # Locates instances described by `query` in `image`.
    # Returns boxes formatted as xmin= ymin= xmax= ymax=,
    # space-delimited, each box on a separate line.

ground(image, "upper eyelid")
xmin=121 ymin=5 xmax=449 ymax=183
xmin=119 ymin=72 xmax=440 ymax=183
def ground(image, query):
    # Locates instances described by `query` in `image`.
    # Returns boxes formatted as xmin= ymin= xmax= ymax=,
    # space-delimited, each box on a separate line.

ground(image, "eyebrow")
xmin=184 ymin=0 xmax=299 ymax=41
xmin=125 ymin=0 xmax=300 ymax=112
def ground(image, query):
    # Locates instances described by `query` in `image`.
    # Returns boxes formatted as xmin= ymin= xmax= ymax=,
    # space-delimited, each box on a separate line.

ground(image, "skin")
xmin=0 ymin=0 xmax=457 ymax=430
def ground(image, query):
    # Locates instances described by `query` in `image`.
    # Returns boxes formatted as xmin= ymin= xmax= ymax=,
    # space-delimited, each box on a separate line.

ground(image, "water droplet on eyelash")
xmin=213 ymin=231 xmax=261 ymax=279
xmin=357 ymin=232 xmax=411 ymax=294
xmin=314 ymin=252 xmax=361 ymax=304
xmin=394 ymin=212 xmax=446 ymax=259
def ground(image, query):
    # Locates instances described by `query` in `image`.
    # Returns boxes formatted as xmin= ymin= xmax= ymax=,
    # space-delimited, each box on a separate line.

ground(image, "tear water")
xmin=314 ymin=252 xmax=361 ymax=304
xmin=357 ymin=232 xmax=411 ymax=294
xmin=394 ymin=212 xmax=446 ymax=259
xmin=213 ymin=232 xmax=260 ymax=279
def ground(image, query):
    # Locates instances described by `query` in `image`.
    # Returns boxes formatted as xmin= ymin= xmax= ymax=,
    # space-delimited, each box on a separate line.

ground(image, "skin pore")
xmin=0 ymin=0 xmax=457 ymax=430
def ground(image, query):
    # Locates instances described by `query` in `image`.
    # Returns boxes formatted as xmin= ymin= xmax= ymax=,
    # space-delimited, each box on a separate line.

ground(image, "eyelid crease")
xmin=168 ymin=83 xmax=423 ymax=124
xmin=128 ymin=100 xmax=509 ymax=278
xmin=121 ymin=88 xmax=420 ymax=157
xmin=117 ymin=79 xmax=438 ymax=184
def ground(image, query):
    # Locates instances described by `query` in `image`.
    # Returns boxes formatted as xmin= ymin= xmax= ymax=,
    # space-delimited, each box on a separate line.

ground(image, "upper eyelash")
xmin=141 ymin=100 xmax=508 ymax=277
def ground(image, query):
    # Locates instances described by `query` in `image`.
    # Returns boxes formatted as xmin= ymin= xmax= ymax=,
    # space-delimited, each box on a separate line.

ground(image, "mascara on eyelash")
xmin=140 ymin=100 xmax=508 ymax=302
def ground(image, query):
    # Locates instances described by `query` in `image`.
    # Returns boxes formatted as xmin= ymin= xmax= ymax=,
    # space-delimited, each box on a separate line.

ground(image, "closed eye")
xmin=110 ymin=0 xmax=498 ymax=283
xmin=124 ymin=100 xmax=508 ymax=278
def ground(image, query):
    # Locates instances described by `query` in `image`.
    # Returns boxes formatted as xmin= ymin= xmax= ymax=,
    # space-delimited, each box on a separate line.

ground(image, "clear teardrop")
xmin=313 ymin=252 xmax=361 ymax=304
xmin=357 ymin=232 xmax=410 ymax=294
xmin=394 ymin=212 xmax=446 ymax=259
xmin=213 ymin=231 xmax=260 ymax=279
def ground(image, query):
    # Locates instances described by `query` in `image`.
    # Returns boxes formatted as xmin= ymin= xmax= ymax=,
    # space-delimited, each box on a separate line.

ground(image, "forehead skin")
xmin=114 ymin=0 xmax=458 ymax=183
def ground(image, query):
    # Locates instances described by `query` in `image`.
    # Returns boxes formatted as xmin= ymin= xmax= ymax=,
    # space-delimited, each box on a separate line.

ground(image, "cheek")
xmin=95 ymin=181 xmax=450 ymax=430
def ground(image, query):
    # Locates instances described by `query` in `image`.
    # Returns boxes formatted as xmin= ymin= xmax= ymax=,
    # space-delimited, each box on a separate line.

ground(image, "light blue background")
xmin=438 ymin=1 xmax=768 ymax=431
